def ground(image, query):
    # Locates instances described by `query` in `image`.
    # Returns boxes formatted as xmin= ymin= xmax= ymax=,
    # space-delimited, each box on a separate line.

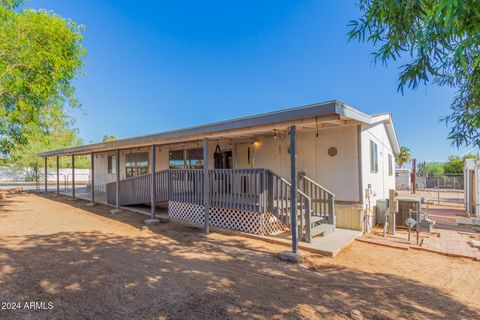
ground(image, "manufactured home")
xmin=38 ymin=100 xmax=399 ymax=243
xmin=395 ymin=168 xmax=411 ymax=190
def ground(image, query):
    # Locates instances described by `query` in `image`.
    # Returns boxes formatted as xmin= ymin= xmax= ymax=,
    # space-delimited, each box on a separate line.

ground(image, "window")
xmin=370 ymin=140 xmax=378 ymax=173
xmin=169 ymin=148 xmax=204 ymax=169
xmin=108 ymin=155 xmax=116 ymax=174
xmin=187 ymin=148 xmax=203 ymax=169
xmin=388 ymin=154 xmax=393 ymax=176
xmin=169 ymin=150 xmax=185 ymax=169
xmin=125 ymin=152 xmax=149 ymax=178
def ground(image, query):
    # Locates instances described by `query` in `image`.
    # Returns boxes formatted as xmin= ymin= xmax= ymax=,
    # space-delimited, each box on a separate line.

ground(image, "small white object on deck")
xmin=144 ymin=218 xmax=159 ymax=225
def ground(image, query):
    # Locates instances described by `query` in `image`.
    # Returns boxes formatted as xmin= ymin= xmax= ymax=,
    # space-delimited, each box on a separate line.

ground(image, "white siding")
xmin=93 ymin=127 xmax=361 ymax=202
xmin=361 ymin=123 xmax=396 ymax=205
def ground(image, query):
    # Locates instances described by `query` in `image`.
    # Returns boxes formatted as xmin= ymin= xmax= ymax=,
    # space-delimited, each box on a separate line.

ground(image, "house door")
xmin=235 ymin=143 xmax=253 ymax=168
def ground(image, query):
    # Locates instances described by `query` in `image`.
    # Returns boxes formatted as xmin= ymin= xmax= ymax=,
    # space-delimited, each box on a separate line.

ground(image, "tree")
xmin=349 ymin=0 xmax=480 ymax=147
xmin=442 ymin=154 xmax=476 ymax=174
xmin=425 ymin=161 xmax=444 ymax=177
xmin=395 ymin=146 xmax=411 ymax=168
xmin=102 ymin=135 xmax=117 ymax=142
xmin=8 ymin=119 xmax=89 ymax=180
xmin=0 ymin=0 xmax=86 ymax=154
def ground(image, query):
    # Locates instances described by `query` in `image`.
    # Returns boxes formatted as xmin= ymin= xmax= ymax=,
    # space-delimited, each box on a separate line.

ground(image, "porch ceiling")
xmin=37 ymin=100 xmax=375 ymax=157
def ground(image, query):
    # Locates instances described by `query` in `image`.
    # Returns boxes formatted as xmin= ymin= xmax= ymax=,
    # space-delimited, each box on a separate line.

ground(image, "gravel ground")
xmin=1 ymin=191 xmax=479 ymax=320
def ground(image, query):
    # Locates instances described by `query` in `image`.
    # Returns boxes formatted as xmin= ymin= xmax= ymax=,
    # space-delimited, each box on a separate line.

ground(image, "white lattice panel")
xmin=168 ymin=201 xmax=204 ymax=224
xmin=263 ymin=212 xmax=289 ymax=235
xmin=168 ymin=201 xmax=289 ymax=235
xmin=209 ymin=207 xmax=263 ymax=234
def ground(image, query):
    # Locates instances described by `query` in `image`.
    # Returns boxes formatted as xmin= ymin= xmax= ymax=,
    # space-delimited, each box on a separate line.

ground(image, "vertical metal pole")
xmin=44 ymin=157 xmax=48 ymax=192
xmin=115 ymin=148 xmax=120 ymax=210
xmin=203 ymin=138 xmax=210 ymax=234
xmin=91 ymin=153 xmax=95 ymax=203
xmin=412 ymin=158 xmax=416 ymax=194
xmin=150 ymin=145 xmax=157 ymax=219
xmin=290 ymin=125 xmax=298 ymax=254
xmin=56 ymin=156 xmax=60 ymax=195
xmin=72 ymin=154 xmax=75 ymax=199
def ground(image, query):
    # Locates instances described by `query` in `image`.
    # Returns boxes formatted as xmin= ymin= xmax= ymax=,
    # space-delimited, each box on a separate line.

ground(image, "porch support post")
xmin=111 ymin=148 xmax=122 ymax=214
xmin=87 ymin=153 xmax=95 ymax=206
xmin=289 ymin=125 xmax=298 ymax=254
xmin=44 ymin=157 xmax=48 ymax=193
xmin=56 ymin=156 xmax=60 ymax=195
xmin=203 ymin=138 xmax=210 ymax=234
xmin=71 ymin=154 xmax=75 ymax=199
xmin=144 ymin=144 xmax=159 ymax=225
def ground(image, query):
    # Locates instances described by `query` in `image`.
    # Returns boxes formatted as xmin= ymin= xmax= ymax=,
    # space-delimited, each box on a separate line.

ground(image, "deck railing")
xmin=210 ymin=169 xmax=265 ymax=212
xmin=298 ymin=173 xmax=335 ymax=225
xmin=106 ymin=168 xmax=332 ymax=241
xmin=265 ymin=170 xmax=312 ymax=241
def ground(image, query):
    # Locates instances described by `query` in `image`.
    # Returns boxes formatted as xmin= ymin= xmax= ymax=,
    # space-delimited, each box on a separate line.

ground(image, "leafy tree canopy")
xmin=102 ymin=135 xmax=117 ymax=142
xmin=349 ymin=0 xmax=480 ymax=147
xmin=8 ymin=118 xmax=90 ymax=170
xmin=0 ymin=0 xmax=86 ymax=154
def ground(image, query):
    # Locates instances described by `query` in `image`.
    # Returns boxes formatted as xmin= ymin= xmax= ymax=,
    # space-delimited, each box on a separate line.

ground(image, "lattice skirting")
xmin=168 ymin=201 xmax=288 ymax=235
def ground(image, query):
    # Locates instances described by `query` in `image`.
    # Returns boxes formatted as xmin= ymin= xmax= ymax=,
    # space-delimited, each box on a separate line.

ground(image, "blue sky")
xmin=28 ymin=0 xmax=472 ymax=161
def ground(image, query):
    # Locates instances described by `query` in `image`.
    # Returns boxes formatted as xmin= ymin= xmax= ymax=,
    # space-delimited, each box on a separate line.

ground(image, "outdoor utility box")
xmin=396 ymin=198 xmax=422 ymax=227
xmin=375 ymin=199 xmax=388 ymax=225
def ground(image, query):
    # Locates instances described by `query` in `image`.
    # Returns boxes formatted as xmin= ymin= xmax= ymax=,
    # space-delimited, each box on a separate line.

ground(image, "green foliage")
xmin=349 ymin=0 xmax=480 ymax=147
xmin=425 ymin=161 xmax=444 ymax=177
xmin=443 ymin=156 xmax=465 ymax=174
xmin=8 ymin=120 xmax=89 ymax=170
xmin=395 ymin=146 xmax=411 ymax=168
xmin=102 ymin=135 xmax=117 ymax=142
xmin=0 ymin=0 xmax=86 ymax=154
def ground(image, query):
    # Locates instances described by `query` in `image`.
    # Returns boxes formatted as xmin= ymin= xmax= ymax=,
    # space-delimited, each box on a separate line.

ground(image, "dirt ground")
xmin=1 ymin=192 xmax=480 ymax=320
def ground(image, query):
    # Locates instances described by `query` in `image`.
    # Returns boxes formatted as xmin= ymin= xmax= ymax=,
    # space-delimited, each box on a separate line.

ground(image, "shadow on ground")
xmin=0 ymin=193 xmax=479 ymax=319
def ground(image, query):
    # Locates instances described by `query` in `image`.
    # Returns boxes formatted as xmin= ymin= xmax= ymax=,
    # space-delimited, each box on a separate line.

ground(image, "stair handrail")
xmin=298 ymin=172 xmax=335 ymax=197
xmin=298 ymin=172 xmax=335 ymax=226
xmin=265 ymin=169 xmax=312 ymax=241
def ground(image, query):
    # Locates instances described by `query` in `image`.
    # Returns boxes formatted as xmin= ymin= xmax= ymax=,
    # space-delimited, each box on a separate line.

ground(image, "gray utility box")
xmin=375 ymin=199 xmax=388 ymax=226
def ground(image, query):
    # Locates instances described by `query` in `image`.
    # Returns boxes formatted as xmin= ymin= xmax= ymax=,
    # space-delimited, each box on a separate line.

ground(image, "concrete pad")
xmin=144 ymin=218 xmax=160 ymax=225
xmin=85 ymin=202 xmax=96 ymax=207
xmin=279 ymin=251 xmax=303 ymax=263
xmin=110 ymin=209 xmax=122 ymax=215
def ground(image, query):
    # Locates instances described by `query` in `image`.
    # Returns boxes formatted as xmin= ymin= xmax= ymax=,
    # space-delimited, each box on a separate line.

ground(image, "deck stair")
xmin=106 ymin=168 xmax=335 ymax=243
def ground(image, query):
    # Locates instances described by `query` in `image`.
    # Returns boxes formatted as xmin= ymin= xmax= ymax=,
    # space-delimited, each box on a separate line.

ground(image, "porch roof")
xmin=38 ymin=100 xmax=399 ymax=157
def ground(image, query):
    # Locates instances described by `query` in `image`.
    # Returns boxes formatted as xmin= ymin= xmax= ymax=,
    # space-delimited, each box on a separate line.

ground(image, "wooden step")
xmin=311 ymin=223 xmax=335 ymax=238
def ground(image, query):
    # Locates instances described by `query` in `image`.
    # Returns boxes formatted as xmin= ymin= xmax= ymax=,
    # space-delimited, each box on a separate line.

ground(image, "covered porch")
xmin=38 ymin=101 xmax=368 ymax=253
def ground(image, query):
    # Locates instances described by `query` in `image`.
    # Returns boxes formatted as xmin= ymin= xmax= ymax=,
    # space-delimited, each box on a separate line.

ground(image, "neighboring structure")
xmin=395 ymin=168 xmax=411 ymax=190
xmin=464 ymin=157 xmax=480 ymax=217
xmin=38 ymin=100 xmax=399 ymax=243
